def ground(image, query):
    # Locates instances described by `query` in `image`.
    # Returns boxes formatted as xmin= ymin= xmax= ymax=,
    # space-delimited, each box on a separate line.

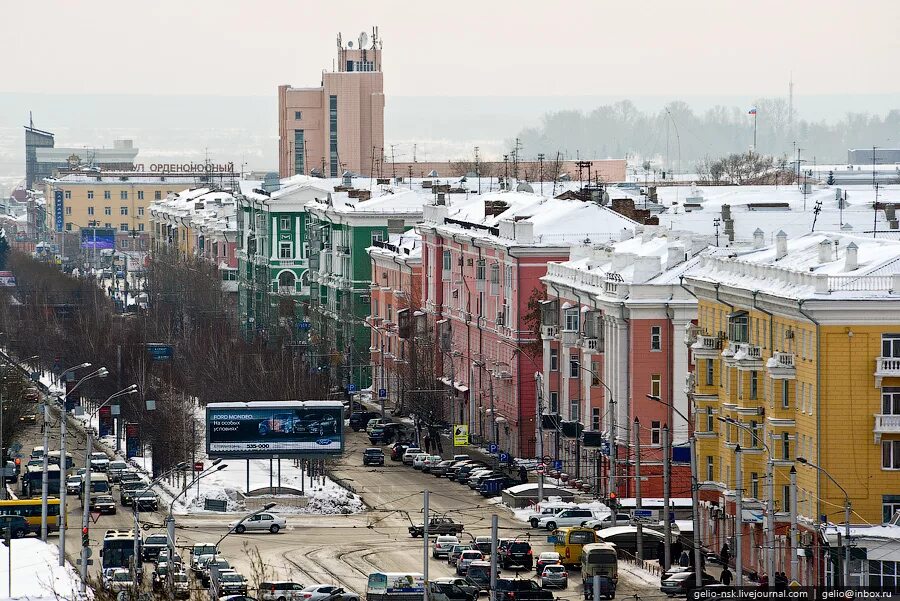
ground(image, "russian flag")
xmin=748 ymin=108 xmax=757 ymax=115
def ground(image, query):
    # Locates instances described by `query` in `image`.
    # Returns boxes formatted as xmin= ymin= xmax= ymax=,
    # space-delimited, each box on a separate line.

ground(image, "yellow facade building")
xmin=685 ymin=231 xmax=900 ymax=585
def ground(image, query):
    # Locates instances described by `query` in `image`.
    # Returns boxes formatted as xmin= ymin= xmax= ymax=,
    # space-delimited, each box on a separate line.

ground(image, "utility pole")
xmin=790 ymin=466 xmax=799 ymax=583
xmin=538 ymin=154 xmax=545 ymax=196
xmin=490 ymin=515 xmax=498 ymax=601
xmin=40 ymin=401 xmax=50 ymax=541
xmin=607 ymin=394 xmax=617 ymax=499
xmin=58 ymin=396 xmax=68 ymax=565
xmin=475 ymin=147 xmax=481 ymax=195
xmin=535 ymin=372 xmax=544 ymax=506
xmin=423 ymin=490 xmax=429 ymax=595
xmin=690 ymin=434 xmax=702 ymax=588
xmin=735 ymin=445 xmax=743 ymax=586
xmin=662 ymin=423 xmax=671 ymax=570
xmin=633 ymin=418 xmax=642 ymax=560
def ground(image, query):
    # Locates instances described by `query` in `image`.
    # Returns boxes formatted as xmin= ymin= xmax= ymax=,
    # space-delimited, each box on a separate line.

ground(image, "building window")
xmin=280 ymin=216 xmax=290 ymax=231
xmin=706 ymin=407 xmax=714 ymax=432
xmin=750 ymin=420 xmax=760 ymax=447
xmin=592 ymin=408 xmax=601 ymax=430
xmin=64 ymin=190 xmax=71 ymax=199
xmin=782 ymin=432 xmax=791 ymax=460
xmin=121 ymin=207 xmax=128 ymax=215
xmin=550 ymin=348 xmax=558 ymax=371
xmin=884 ymin=334 xmax=900 ymax=358
xmin=650 ymin=374 xmax=661 ymax=398
xmin=883 ymin=441 xmax=900 ymax=469
xmin=706 ymin=359 xmax=714 ymax=386
xmin=781 ymin=380 xmax=790 ymax=408
xmin=782 ymin=485 xmax=791 ymax=512
xmin=103 ymin=190 xmax=111 ymax=200
xmin=591 ymin=361 xmax=600 ymax=387
xmin=329 ymin=95 xmax=338 ymax=176
xmin=650 ymin=326 xmax=661 ymax=351
xmin=138 ymin=207 xmax=144 ymax=217
xmin=549 ymin=392 xmax=559 ymax=414
xmin=728 ymin=311 xmax=749 ymax=343
xmin=569 ymin=358 xmax=580 ymax=378
xmin=119 ymin=223 xmax=128 ymax=232
xmin=386 ymin=303 xmax=393 ymax=322
xmin=883 ymin=388 xmax=900 ymax=415
xmin=120 ymin=190 xmax=128 ymax=200
xmin=105 ymin=222 xmax=111 ymax=228
xmin=294 ymin=129 xmax=305 ymax=175
xmin=154 ymin=191 xmax=161 ymax=200
xmin=279 ymin=242 xmax=292 ymax=259
xmin=138 ymin=223 xmax=144 ymax=232
xmin=750 ymin=370 xmax=758 ymax=400
xmin=137 ymin=190 xmax=144 ymax=200
xmin=65 ymin=206 xmax=72 ymax=215
xmin=65 ymin=222 xmax=72 ymax=231
xmin=706 ymin=456 xmax=714 ymax=481
xmin=294 ymin=111 xmax=302 ymax=120
xmin=751 ymin=473 xmax=759 ymax=499
xmin=442 ymin=250 xmax=452 ymax=273
xmin=563 ymin=307 xmax=579 ymax=332
xmin=87 ymin=207 xmax=94 ymax=216
xmin=371 ymin=230 xmax=384 ymax=243
xmin=489 ymin=263 xmax=500 ymax=295
xmin=87 ymin=190 xmax=94 ymax=199
xmin=475 ymin=259 xmax=486 ymax=280
xmin=883 ymin=496 xmax=900 ymax=522
xmin=569 ymin=399 xmax=580 ymax=421
xmin=104 ymin=207 xmax=111 ymax=216
xmin=120 ymin=239 xmax=129 ymax=249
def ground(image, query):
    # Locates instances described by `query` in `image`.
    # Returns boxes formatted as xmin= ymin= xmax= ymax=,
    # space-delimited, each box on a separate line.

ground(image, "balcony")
xmin=684 ymin=324 xmax=700 ymax=347
xmin=579 ymin=337 xmax=603 ymax=353
xmin=541 ymin=324 xmax=559 ymax=340
xmin=875 ymin=357 xmax=900 ymax=387
xmin=767 ymin=351 xmax=796 ymax=380
xmin=561 ymin=329 xmax=578 ymax=347
xmin=691 ymin=334 xmax=723 ymax=359
xmin=733 ymin=343 xmax=763 ymax=369
xmin=875 ymin=414 xmax=900 ymax=442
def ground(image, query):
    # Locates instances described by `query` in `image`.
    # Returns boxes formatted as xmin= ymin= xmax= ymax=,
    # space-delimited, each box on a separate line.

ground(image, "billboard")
xmin=80 ymin=227 xmax=116 ymax=250
xmin=125 ymin=422 xmax=141 ymax=458
xmin=54 ymin=190 xmax=64 ymax=232
xmin=206 ymin=401 xmax=344 ymax=457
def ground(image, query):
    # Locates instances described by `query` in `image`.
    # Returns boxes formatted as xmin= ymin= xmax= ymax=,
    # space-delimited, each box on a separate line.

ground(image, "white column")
xmin=561 ymin=343 xmax=571 ymax=421
xmin=672 ymin=318 xmax=691 ymax=444
xmin=582 ymin=349 xmax=591 ymax=428
xmin=615 ymin=321 xmax=629 ymax=443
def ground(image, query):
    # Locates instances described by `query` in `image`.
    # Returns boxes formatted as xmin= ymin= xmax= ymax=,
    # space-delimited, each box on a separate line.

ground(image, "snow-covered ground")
xmin=0 ymin=538 xmax=85 ymax=600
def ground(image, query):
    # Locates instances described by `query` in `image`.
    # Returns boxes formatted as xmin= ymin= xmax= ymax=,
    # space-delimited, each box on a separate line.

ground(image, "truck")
xmin=366 ymin=572 xmax=425 ymax=601
xmin=408 ymin=517 xmax=464 ymax=538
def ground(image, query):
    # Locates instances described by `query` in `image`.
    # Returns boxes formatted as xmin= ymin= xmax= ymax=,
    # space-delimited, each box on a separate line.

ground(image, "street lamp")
xmin=718 ymin=415 xmax=776 ymax=583
xmin=52 ymin=364 xmax=105 ymax=565
xmin=79 ymin=384 xmax=139 ymax=593
xmin=216 ymin=502 xmax=277 ymax=547
xmin=797 ymin=456 xmax=851 ymax=587
xmin=130 ymin=461 xmax=190 ymax=580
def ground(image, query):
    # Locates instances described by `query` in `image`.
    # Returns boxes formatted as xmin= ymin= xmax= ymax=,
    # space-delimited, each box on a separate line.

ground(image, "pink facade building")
xmin=278 ymin=29 xmax=385 ymax=179
xmin=539 ymin=229 xmax=708 ymax=496
xmin=417 ymin=192 xmax=636 ymax=457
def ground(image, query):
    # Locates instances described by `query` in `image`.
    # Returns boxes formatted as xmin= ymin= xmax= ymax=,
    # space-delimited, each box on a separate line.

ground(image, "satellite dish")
xmin=347 ymin=40 xmax=354 ymax=48
xmin=359 ymin=31 xmax=369 ymax=48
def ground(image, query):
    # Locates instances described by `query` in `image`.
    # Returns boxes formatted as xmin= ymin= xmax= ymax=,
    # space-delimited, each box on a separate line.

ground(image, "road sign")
xmin=147 ymin=343 xmax=174 ymax=361
xmin=378 ymin=388 xmax=387 ymax=399
xmin=632 ymin=509 xmax=659 ymax=523
xmin=298 ymin=321 xmax=311 ymax=331
xmin=542 ymin=455 xmax=551 ymax=463
xmin=453 ymin=424 xmax=469 ymax=446
xmin=348 ymin=384 xmax=357 ymax=392
xmin=601 ymin=441 xmax=611 ymax=456
xmin=487 ymin=443 xmax=498 ymax=454
xmin=536 ymin=463 xmax=545 ymax=475
xmin=552 ymin=459 xmax=563 ymax=471
xmin=499 ymin=452 xmax=510 ymax=463
xmin=193 ymin=461 xmax=204 ymax=472
xmin=90 ymin=510 xmax=102 ymax=524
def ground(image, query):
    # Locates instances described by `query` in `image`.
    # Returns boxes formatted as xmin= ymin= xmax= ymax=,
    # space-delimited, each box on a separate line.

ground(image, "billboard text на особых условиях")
xmin=205 ymin=401 xmax=344 ymax=457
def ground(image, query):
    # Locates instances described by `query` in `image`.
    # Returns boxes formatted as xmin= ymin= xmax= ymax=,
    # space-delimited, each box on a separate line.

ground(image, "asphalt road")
xmin=14 ymin=417 xmax=660 ymax=600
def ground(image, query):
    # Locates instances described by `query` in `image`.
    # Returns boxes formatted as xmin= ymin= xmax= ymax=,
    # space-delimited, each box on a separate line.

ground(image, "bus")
xmin=551 ymin=527 xmax=599 ymax=567
xmin=0 ymin=498 xmax=61 ymax=533
xmin=22 ymin=464 xmax=61 ymax=497
xmin=47 ymin=451 xmax=74 ymax=471
xmin=581 ymin=542 xmax=618 ymax=582
xmin=79 ymin=473 xmax=110 ymax=498
xmin=366 ymin=572 xmax=425 ymax=601
xmin=101 ymin=529 xmax=141 ymax=574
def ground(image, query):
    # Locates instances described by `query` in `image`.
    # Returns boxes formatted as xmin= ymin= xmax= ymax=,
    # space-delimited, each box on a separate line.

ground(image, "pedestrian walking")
xmin=720 ymin=567 xmax=733 ymax=586
xmin=519 ymin=465 xmax=528 ymax=484
xmin=679 ymin=550 xmax=691 ymax=567
xmin=720 ymin=542 xmax=731 ymax=566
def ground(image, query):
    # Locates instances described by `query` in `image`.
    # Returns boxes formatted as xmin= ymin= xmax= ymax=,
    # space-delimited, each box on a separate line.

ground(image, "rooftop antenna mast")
xmin=811 ymin=200 xmax=822 ymax=232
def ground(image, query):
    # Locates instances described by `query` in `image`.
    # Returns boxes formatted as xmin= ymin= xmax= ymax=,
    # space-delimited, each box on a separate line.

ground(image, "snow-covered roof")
xmin=368 ymin=229 xmax=423 ymax=262
xmin=687 ymin=231 xmax=900 ymax=300
xmin=149 ymin=187 xmax=237 ymax=236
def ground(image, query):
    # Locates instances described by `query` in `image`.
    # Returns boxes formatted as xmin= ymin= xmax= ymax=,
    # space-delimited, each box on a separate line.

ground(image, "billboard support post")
xmin=269 ymin=457 xmax=273 ymax=490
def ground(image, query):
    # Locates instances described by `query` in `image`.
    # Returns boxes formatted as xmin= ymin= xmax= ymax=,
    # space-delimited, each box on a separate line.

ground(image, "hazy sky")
xmin=5 ymin=0 xmax=900 ymax=97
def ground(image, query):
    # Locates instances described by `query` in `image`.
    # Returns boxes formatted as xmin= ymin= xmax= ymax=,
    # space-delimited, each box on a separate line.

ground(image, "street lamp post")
xmin=79 ymin=384 xmax=139 ymax=593
xmin=797 ymin=457 xmax=851 ymax=587
xmin=54 ymin=364 xmax=106 ymax=567
xmin=131 ymin=461 xmax=190 ymax=580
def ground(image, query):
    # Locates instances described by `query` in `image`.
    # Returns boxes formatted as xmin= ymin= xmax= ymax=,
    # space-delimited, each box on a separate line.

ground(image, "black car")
xmin=363 ymin=448 xmax=385 ymax=466
xmin=90 ymin=495 xmax=117 ymax=515
xmin=143 ymin=533 xmax=169 ymax=561
xmin=120 ymin=482 xmax=145 ymax=506
xmin=495 ymin=578 xmax=553 ymax=601
xmin=295 ymin=415 xmax=338 ymax=436
xmin=349 ymin=411 xmax=379 ymax=432
xmin=502 ymin=541 xmax=534 ymax=570
xmin=133 ymin=491 xmax=160 ymax=511
xmin=0 ymin=514 xmax=30 ymax=538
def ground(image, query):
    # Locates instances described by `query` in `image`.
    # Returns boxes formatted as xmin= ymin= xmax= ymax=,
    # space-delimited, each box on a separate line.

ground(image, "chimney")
xmin=665 ymin=242 xmax=686 ymax=269
xmin=818 ymin=238 xmax=833 ymax=263
xmin=498 ymin=219 xmax=515 ymax=239
xmin=611 ymin=252 xmax=635 ymax=273
xmin=632 ymin=255 xmax=662 ymax=284
xmin=721 ymin=204 xmax=732 ymax=220
xmin=753 ymin=228 xmax=765 ymax=249
xmin=724 ymin=219 xmax=735 ymax=243
xmin=775 ymin=230 xmax=788 ymax=260
xmin=845 ymin=242 xmax=858 ymax=271
xmin=515 ymin=220 xmax=534 ymax=244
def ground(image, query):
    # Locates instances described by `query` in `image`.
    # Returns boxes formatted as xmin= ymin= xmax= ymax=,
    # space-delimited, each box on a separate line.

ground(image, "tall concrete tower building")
xmin=278 ymin=28 xmax=385 ymax=178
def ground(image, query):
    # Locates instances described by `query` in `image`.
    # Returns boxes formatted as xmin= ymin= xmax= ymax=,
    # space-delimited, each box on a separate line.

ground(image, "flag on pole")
xmin=748 ymin=108 xmax=758 ymax=115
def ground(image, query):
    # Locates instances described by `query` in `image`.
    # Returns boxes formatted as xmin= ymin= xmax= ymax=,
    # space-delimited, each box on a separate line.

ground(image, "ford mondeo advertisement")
xmin=206 ymin=401 xmax=344 ymax=456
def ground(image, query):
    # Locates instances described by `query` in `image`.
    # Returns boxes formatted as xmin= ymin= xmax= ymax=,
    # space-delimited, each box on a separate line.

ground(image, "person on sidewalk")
xmin=720 ymin=543 xmax=731 ymax=566
xmin=720 ymin=567 xmax=733 ymax=586
xmin=679 ymin=550 xmax=691 ymax=567
xmin=519 ymin=465 xmax=528 ymax=484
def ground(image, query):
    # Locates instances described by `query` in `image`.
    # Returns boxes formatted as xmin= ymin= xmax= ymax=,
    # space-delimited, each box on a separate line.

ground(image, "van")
xmin=30 ymin=446 xmax=45 ymax=460
xmin=350 ymin=411 xmax=379 ymax=432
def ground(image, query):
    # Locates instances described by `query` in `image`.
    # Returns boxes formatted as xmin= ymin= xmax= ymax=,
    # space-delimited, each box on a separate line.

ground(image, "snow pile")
xmin=301 ymin=485 xmax=364 ymax=515
xmin=0 ymin=538 xmax=86 ymax=600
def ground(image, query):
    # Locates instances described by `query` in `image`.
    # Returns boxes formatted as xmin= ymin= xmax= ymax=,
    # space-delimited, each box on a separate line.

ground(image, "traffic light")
xmin=82 ymin=527 xmax=89 ymax=547
xmin=827 ymin=171 xmax=835 ymax=186
xmin=607 ymin=492 xmax=618 ymax=512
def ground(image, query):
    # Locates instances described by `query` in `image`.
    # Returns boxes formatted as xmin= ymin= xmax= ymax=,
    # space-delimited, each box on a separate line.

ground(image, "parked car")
xmin=502 ymin=541 xmax=534 ymax=570
xmin=432 ymin=577 xmax=479 ymax=600
xmin=389 ymin=443 xmax=407 ymax=462
xmin=402 ymin=447 xmax=422 ymax=465
xmin=659 ymin=571 xmax=717 ymax=596
xmin=584 ymin=514 xmax=632 ymax=529
xmin=468 ymin=470 xmax=499 ymax=489
xmin=365 ymin=418 xmax=389 ymax=436
xmin=143 ymin=533 xmax=170 ymax=561
xmin=409 ymin=517 xmax=465 ymax=538
xmin=422 ymin=455 xmax=443 ymax=473
xmin=362 ymin=448 xmax=385 ymax=466
xmin=369 ymin=425 xmax=388 ymax=444
xmin=0 ymin=514 xmax=30 ymax=538
xmin=433 ymin=535 xmax=460 ymax=558
xmin=445 ymin=460 xmax=473 ymax=481
xmin=90 ymin=495 xmax=117 ymax=514
xmin=412 ymin=453 xmax=429 ymax=470
xmin=540 ymin=565 xmax=568 ymax=589
xmin=494 ymin=578 xmax=554 ymax=601
xmin=429 ymin=580 xmax=476 ymax=601
xmin=319 ymin=588 xmax=360 ymax=601
xmin=431 ymin=460 xmax=456 ymax=477
xmin=526 ymin=503 xmax=577 ymax=528
xmin=448 ymin=543 xmax=473 ymax=566
xmin=456 ymin=463 xmax=489 ymax=484
xmin=534 ymin=552 xmax=561 ymax=573
xmin=228 ymin=512 xmax=286 ymax=534
xmin=538 ymin=508 xmax=597 ymax=530
xmin=201 ymin=557 xmax=231 ymax=587
xmin=259 ymin=581 xmax=307 ymax=601
xmin=349 ymin=411 xmax=379 ymax=432
xmin=479 ymin=476 xmax=517 ymax=497
xmin=457 ymin=550 xmax=484 ymax=576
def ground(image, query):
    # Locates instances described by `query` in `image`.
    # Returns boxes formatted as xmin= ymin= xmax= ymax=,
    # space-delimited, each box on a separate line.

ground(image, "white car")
xmin=583 ymin=513 xmax=632 ymax=529
xmin=526 ymin=502 xmax=577 ymax=528
xmin=538 ymin=508 xmax=597 ymax=530
xmin=422 ymin=455 xmax=443 ymax=472
xmin=103 ymin=568 xmax=133 ymax=592
xmin=229 ymin=512 xmax=286 ymax=534
xmin=90 ymin=452 xmax=110 ymax=471
xmin=432 ymin=535 xmax=460 ymax=558
xmin=299 ymin=584 xmax=349 ymax=601
xmin=259 ymin=581 xmax=307 ymax=601
xmin=402 ymin=447 xmax=422 ymax=465
xmin=412 ymin=453 xmax=429 ymax=470
xmin=456 ymin=550 xmax=484 ymax=575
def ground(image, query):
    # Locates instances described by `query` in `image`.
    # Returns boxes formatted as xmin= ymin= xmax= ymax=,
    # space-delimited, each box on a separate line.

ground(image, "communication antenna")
xmin=359 ymin=31 xmax=368 ymax=49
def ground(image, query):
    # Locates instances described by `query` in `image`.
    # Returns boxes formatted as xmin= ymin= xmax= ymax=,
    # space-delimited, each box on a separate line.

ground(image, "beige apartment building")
xmin=278 ymin=28 xmax=385 ymax=178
